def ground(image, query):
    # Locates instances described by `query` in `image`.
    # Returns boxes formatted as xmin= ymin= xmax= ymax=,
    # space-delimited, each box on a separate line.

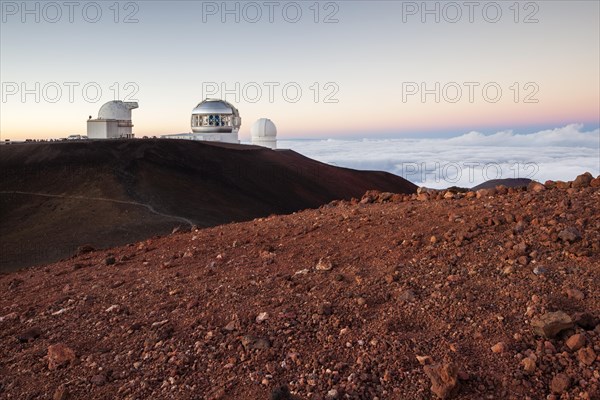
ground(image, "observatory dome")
xmin=191 ymin=99 xmax=241 ymax=134
xmin=98 ymin=100 xmax=138 ymax=120
xmin=250 ymin=118 xmax=277 ymax=149
xmin=251 ymin=118 xmax=277 ymax=138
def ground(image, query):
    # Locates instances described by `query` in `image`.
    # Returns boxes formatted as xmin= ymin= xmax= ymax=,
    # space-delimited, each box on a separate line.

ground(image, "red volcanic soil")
xmin=0 ymin=174 xmax=598 ymax=399
xmin=0 ymin=140 xmax=416 ymax=272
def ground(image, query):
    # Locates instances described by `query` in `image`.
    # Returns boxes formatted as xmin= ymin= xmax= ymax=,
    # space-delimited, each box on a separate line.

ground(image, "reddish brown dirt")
xmin=0 ymin=177 xmax=599 ymax=400
xmin=0 ymin=140 xmax=416 ymax=272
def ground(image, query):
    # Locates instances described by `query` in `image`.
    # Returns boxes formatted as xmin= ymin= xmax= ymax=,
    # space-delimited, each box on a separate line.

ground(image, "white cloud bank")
xmin=279 ymin=124 xmax=600 ymax=189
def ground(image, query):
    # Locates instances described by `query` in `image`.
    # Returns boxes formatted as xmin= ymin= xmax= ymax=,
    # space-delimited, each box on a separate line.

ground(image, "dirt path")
xmin=0 ymin=190 xmax=194 ymax=226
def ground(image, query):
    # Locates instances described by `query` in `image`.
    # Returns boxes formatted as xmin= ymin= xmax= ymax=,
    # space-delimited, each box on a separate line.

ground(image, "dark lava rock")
xmin=17 ymin=327 xmax=42 ymax=343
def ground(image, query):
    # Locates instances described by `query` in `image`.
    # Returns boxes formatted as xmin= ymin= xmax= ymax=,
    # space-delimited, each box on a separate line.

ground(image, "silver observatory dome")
xmin=191 ymin=99 xmax=241 ymax=134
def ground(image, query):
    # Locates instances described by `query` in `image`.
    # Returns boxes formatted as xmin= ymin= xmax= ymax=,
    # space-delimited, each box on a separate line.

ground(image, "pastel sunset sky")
xmin=1 ymin=1 xmax=598 ymax=140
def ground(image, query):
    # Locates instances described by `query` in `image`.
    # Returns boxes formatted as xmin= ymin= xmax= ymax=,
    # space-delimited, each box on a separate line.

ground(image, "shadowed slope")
xmin=0 ymin=140 xmax=416 ymax=271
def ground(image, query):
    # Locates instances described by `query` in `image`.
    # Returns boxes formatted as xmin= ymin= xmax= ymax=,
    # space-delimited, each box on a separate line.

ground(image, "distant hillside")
xmin=472 ymin=178 xmax=532 ymax=190
xmin=0 ymin=139 xmax=416 ymax=271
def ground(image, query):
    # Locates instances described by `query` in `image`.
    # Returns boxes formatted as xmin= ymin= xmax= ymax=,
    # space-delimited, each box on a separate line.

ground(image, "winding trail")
xmin=0 ymin=190 xmax=194 ymax=226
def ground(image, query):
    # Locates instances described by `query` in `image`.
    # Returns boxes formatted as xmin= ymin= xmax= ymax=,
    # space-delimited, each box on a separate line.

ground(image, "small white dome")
xmin=251 ymin=118 xmax=277 ymax=138
xmin=98 ymin=100 xmax=138 ymax=120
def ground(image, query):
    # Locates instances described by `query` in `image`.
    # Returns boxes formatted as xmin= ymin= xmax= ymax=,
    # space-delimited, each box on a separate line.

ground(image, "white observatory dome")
xmin=191 ymin=99 xmax=241 ymax=135
xmin=251 ymin=118 xmax=277 ymax=149
xmin=251 ymin=118 xmax=277 ymax=138
xmin=98 ymin=100 xmax=138 ymax=120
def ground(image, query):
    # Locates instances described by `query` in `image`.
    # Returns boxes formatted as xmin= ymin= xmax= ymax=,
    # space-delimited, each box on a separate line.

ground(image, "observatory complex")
xmin=87 ymin=100 xmax=138 ymax=139
xmin=85 ymin=98 xmax=278 ymax=147
xmin=161 ymin=98 xmax=278 ymax=148
xmin=161 ymin=99 xmax=242 ymax=143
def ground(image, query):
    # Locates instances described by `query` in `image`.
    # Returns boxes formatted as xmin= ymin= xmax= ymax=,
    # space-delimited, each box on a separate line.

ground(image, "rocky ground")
xmin=1 ymin=173 xmax=599 ymax=400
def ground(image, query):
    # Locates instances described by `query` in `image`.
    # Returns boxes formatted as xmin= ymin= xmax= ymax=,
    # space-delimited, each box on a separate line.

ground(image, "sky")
xmin=1 ymin=0 xmax=599 ymax=141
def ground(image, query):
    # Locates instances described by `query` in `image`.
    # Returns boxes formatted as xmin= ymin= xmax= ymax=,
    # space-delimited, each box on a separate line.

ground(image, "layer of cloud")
xmin=278 ymin=124 xmax=600 ymax=189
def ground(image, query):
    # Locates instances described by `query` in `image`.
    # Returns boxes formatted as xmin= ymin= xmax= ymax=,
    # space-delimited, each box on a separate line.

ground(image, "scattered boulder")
xmin=104 ymin=256 xmax=116 ymax=266
xmin=417 ymin=193 xmax=430 ymax=201
xmin=398 ymin=290 xmax=416 ymax=303
xmin=531 ymin=311 xmax=574 ymax=338
xmin=271 ymin=385 xmax=293 ymax=400
xmin=240 ymin=335 xmax=271 ymax=351
xmin=571 ymin=172 xmax=593 ymax=188
xmin=17 ymin=327 xmax=42 ymax=343
xmin=47 ymin=344 xmax=76 ymax=370
xmin=573 ymin=312 xmax=599 ymax=330
xmin=566 ymin=334 xmax=586 ymax=351
xmin=0 ymin=312 xmax=19 ymax=322
xmin=551 ymin=373 xmax=571 ymax=394
xmin=476 ymin=188 xmax=495 ymax=198
xmin=491 ymin=342 xmax=507 ymax=354
xmin=8 ymin=278 xmax=23 ymax=290
xmin=224 ymin=319 xmax=239 ymax=332
xmin=358 ymin=190 xmax=396 ymax=204
xmin=565 ymin=288 xmax=585 ymax=300
xmin=53 ymin=385 xmax=70 ymax=400
xmin=316 ymin=258 xmax=333 ymax=271
xmin=423 ymin=363 xmax=459 ymax=399
xmin=577 ymin=347 xmax=597 ymax=366
xmin=75 ymin=244 xmax=95 ymax=256
xmin=416 ymin=355 xmax=433 ymax=365
xmin=90 ymin=374 xmax=106 ymax=386
xmin=255 ymin=312 xmax=269 ymax=323
xmin=527 ymin=181 xmax=546 ymax=192
xmin=521 ymin=358 xmax=536 ymax=374
xmin=379 ymin=192 xmax=394 ymax=202
xmin=317 ymin=303 xmax=333 ymax=316
xmin=557 ymin=227 xmax=581 ymax=243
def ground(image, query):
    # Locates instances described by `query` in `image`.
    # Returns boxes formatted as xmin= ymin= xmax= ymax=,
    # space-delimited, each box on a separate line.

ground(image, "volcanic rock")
xmin=423 ymin=363 xmax=459 ymax=399
xmin=47 ymin=344 xmax=76 ymax=370
xmin=565 ymin=288 xmax=585 ymax=300
xmin=491 ymin=342 xmax=507 ymax=353
xmin=577 ymin=347 xmax=597 ymax=366
xmin=528 ymin=182 xmax=546 ymax=192
xmin=566 ymin=334 xmax=586 ymax=351
xmin=240 ymin=335 xmax=271 ymax=351
xmin=531 ymin=311 xmax=574 ymax=338
xmin=558 ymin=227 xmax=582 ymax=243
xmin=551 ymin=373 xmax=571 ymax=394
xmin=90 ymin=374 xmax=106 ymax=386
xmin=17 ymin=327 xmax=42 ymax=343
xmin=521 ymin=358 xmax=536 ymax=374
xmin=572 ymin=172 xmax=593 ymax=188
xmin=53 ymin=385 xmax=70 ymax=400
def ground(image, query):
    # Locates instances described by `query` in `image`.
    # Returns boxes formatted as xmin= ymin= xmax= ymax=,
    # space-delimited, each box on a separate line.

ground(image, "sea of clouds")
xmin=279 ymin=124 xmax=600 ymax=189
